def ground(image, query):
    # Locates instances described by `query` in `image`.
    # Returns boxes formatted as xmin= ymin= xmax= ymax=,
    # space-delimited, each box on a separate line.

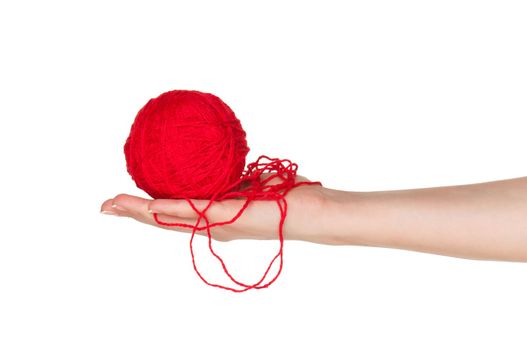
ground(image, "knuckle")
xmin=113 ymin=193 xmax=129 ymax=204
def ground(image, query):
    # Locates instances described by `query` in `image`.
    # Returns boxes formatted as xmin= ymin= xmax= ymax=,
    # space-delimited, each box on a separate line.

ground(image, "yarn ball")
xmin=124 ymin=90 xmax=250 ymax=200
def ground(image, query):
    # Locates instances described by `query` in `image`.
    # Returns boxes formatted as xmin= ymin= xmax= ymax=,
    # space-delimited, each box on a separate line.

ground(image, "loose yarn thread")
xmin=153 ymin=155 xmax=321 ymax=292
xmin=124 ymin=90 xmax=321 ymax=292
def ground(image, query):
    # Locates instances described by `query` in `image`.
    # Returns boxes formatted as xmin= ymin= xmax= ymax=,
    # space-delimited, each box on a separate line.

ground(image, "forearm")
xmin=328 ymin=177 xmax=527 ymax=261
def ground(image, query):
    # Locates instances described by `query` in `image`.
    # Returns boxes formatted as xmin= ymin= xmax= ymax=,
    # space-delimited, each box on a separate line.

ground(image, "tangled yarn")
xmin=124 ymin=90 xmax=321 ymax=292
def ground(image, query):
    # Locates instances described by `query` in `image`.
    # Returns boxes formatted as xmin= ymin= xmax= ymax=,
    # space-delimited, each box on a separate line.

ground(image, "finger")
xmin=148 ymin=198 xmax=218 ymax=219
xmin=103 ymin=194 xmax=226 ymax=240
xmin=111 ymin=193 xmax=152 ymax=218
xmin=148 ymin=198 xmax=249 ymax=227
xmin=111 ymin=194 xmax=205 ymax=231
xmin=152 ymin=213 xmax=200 ymax=232
xmin=100 ymin=198 xmax=119 ymax=215
xmin=152 ymin=213 xmax=231 ymax=241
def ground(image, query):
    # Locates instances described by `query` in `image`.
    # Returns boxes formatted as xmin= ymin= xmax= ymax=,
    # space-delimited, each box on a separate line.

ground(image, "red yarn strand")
xmin=153 ymin=156 xmax=321 ymax=292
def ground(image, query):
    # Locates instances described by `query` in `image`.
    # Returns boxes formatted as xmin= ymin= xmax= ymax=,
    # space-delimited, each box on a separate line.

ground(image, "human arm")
xmin=100 ymin=176 xmax=527 ymax=262
xmin=327 ymin=176 xmax=527 ymax=261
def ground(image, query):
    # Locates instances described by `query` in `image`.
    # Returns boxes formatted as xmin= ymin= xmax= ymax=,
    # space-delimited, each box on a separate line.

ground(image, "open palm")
xmin=100 ymin=174 xmax=334 ymax=244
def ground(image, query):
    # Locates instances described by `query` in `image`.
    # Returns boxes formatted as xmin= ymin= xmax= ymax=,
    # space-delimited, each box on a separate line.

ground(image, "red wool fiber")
xmin=124 ymin=90 xmax=321 ymax=292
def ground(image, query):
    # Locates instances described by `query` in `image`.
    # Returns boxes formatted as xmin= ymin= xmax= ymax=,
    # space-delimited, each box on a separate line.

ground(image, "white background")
xmin=1 ymin=0 xmax=526 ymax=349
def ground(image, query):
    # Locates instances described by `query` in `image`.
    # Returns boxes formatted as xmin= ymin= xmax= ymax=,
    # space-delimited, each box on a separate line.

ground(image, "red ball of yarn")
xmin=124 ymin=90 xmax=250 ymax=200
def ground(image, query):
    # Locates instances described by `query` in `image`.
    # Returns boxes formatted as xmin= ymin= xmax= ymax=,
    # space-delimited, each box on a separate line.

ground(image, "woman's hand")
xmin=100 ymin=175 xmax=343 ymax=244
xmin=102 ymin=174 xmax=527 ymax=261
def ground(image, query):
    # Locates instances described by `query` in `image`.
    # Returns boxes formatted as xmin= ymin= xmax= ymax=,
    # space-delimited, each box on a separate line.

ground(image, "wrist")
xmin=320 ymin=188 xmax=367 ymax=245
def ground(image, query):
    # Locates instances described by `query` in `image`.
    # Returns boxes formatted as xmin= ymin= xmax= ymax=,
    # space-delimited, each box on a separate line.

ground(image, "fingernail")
xmin=111 ymin=204 xmax=127 ymax=211
xmin=101 ymin=210 xmax=118 ymax=216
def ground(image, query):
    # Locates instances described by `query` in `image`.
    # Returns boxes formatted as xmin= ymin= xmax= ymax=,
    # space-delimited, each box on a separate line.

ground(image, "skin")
xmin=100 ymin=175 xmax=527 ymax=262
